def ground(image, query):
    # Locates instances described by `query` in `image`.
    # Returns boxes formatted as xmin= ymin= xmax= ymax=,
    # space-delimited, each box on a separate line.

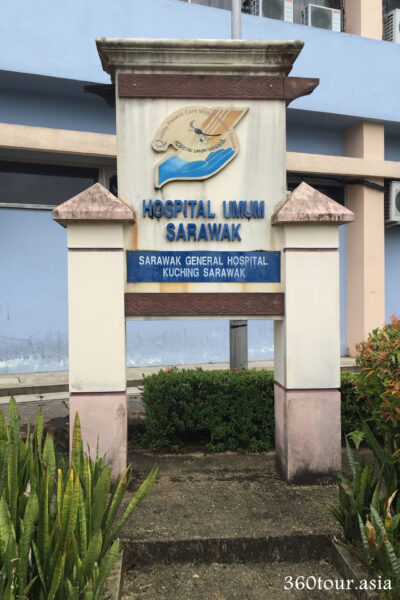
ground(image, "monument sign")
xmin=53 ymin=39 xmax=354 ymax=482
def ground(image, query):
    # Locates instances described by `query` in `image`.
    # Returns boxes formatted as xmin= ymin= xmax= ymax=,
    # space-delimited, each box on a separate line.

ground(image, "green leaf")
xmin=85 ymin=458 xmax=92 ymax=541
xmin=371 ymin=480 xmax=381 ymax=513
xmin=81 ymin=529 xmax=102 ymax=580
xmin=23 ymin=575 xmax=38 ymax=596
xmin=362 ymin=421 xmax=390 ymax=468
xmin=0 ymin=496 xmax=15 ymax=563
xmin=357 ymin=513 xmax=373 ymax=564
xmin=78 ymin=486 xmax=87 ymax=557
xmin=383 ymin=539 xmax=400 ymax=588
xmin=347 ymin=430 xmax=365 ymax=450
xmin=7 ymin=417 xmax=19 ymax=524
xmin=345 ymin=437 xmax=356 ymax=481
xmin=32 ymin=539 xmax=47 ymax=595
xmin=8 ymin=397 xmax=20 ymax=440
xmin=38 ymin=471 xmax=50 ymax=573
xmin=85 ymin=588 xmax=94 ymax=600
xmin=91 ymin=468 xmax=110 ymax=535
xmin=18 ymin=492 xmax=39 ymax=596
xmin=42 ymin=433 xmax=56 ymax=496
xmin=93 ymin=539 xmax=120 ymax=600
xmin=64 ymin=471 xmax=81 ymax=552
xmin=57 ymin=468 xmax=63 ymax=514
xmin=108 ymin=465 xmax=158 ymax=546
xmin=71 ymin=413 xmax=83 ymax=477
xmin=103 ymin=466 xmax=131 ymax=540
xmin=389 ymin=513 xmax=400 ymax=532
xmin=51 ymin=471 xmax=74 ymax=570
xmin=4 ymin=534 xmax=18 ymax=593
xmin=47 ymin=552 xmax=66 ymax=600
xmin=356 ymin=465 xmax=372 ymax=513
xmin=64 ymin=578 xmax=78 ymax=600
xmin=0 ymin=411 xmax=8 ymax=441
xmin=35 ymin=407 xmax=44 ymax=460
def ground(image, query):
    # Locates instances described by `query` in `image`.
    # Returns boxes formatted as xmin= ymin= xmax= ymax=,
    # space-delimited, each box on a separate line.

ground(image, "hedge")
xmin=140 ymin=368 xmax=365 ymax=452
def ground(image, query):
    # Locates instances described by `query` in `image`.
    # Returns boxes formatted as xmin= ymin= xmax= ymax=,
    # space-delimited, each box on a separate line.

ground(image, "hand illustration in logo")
xmin=151 ymin=106 xmax=248 ymax=188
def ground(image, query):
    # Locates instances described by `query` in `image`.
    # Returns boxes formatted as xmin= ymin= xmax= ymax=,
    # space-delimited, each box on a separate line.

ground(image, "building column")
xmin=53 ymin=183 xmax=135 ymax=480
xmin=229 ymin=321 xmax=248 ymax=370
xmin=344 ymin=122 xmax=385 ymax=356
xmin=272 ymin=182 xmax=354 ymax=482
xmin=344 ymin=0 xmax=383 ymax=39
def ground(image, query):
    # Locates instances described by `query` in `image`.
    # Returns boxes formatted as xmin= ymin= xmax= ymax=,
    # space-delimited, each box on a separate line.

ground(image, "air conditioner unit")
xmin=248 ymin=0 xmax=293 ymax=23
xmin=301 ymin=4 xmax=341 ymax=32
xmin=385 ymin=181 xmax=400 ymax=223
xmin=383 ymin=9 xmax=400 ymax=44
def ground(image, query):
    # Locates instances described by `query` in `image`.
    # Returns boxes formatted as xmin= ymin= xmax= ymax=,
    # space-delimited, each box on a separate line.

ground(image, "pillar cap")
xmin=52 ymin=183 xmax=135 ymax=227
xmin=271 ymin=182 xmax=355 ymax=225
xmin=96 ymin=38 xmax=305 ymax=80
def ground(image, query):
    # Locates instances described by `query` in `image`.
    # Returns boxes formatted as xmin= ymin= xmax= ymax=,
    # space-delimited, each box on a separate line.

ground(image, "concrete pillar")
xmin=53 ymin=183 xmax=135 ymax=479
xmin=344 ymin=122 xmax=385 ymax=356
xmin=344 ymin=0 xmax=383 ymax=39
xmin=229 ymin=320 xmax=248 ymax=370
xmin=272 ymin=182 xmax=354 ymax=483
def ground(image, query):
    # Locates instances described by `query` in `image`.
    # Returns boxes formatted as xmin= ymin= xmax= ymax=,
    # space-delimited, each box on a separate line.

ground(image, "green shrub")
xmin=341 ymin=370 xmax=369 ymax=437
xmin=140 ymin=368 xmax=369 ymax=452
xmin=139 ymin=366 xmax=375 ymax=453
xmin=141 ymin=368 xmax=275 ymax=452
xmin=355 ymin=315 xmax=400 ymax=435
xmin=0 ymin=398 xmax=157 ymax=599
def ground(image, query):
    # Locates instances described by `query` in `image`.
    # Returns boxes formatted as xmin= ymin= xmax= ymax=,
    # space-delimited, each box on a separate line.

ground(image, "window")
xmin=0 ymin=162 xmax=98 ymax=209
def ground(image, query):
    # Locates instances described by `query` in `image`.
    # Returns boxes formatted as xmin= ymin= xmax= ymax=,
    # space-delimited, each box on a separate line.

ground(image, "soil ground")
xmin=121 ymin=560 xmax=355 ymax=599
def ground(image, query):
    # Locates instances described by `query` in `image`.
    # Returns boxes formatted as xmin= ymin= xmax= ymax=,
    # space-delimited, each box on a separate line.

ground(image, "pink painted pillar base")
xmin=69 ymin=392 xmax=127 ymax=480
xmin=274 ymin=383 xmax=341 ymax=483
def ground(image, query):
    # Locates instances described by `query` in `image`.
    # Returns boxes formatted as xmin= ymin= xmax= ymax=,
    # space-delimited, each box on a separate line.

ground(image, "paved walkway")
xmin=0 ymin=357 xmax=357 ymax=425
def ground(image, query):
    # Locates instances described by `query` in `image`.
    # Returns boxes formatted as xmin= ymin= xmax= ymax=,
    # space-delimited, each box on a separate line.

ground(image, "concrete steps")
xmin=119 ymin=449 xmax=356 ymax=599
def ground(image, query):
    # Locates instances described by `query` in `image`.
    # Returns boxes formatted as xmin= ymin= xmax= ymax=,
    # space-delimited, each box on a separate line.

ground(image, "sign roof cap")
xmin=96 ymin=38 xmax=305 ymax=80
xmin=271 ymin=182 xmax=355 ymax=225
xmin=52 ymin=182 xmax=135 ymax=227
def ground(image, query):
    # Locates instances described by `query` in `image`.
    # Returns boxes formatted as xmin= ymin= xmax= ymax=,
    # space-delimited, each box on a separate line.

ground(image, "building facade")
xmin=1 ymin=0 xmax=399 ymax=373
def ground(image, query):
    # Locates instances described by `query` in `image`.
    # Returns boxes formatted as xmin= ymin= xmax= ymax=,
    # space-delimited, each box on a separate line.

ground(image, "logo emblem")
xmin=152 ymin=106 xmax=248 ymax=188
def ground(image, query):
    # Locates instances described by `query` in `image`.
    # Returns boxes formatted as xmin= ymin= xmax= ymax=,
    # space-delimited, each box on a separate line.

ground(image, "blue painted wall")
xmin=385 ymin=227 xmax=400 ymax=321
xmin=286 ymin=117 xmax=344 ymax=156
xmin=2 ymin=0 xmax=400 ymax=123
xmin=0 ymin=75 xmax=115 ymax=134
xmin=0 ymin=209 xmax=68 ymax=373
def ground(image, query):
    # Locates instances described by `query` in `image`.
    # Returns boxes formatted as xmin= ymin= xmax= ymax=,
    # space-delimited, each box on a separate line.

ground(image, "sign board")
xmin=127 ymin=250 xmax=280 ymax=283
xmin=118 ymin=99 xmax=285 ymax=293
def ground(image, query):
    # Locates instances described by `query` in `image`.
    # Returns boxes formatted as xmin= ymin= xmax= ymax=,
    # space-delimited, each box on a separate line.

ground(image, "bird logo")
xmin=151 ymin=106 xmax=248 ymax=188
